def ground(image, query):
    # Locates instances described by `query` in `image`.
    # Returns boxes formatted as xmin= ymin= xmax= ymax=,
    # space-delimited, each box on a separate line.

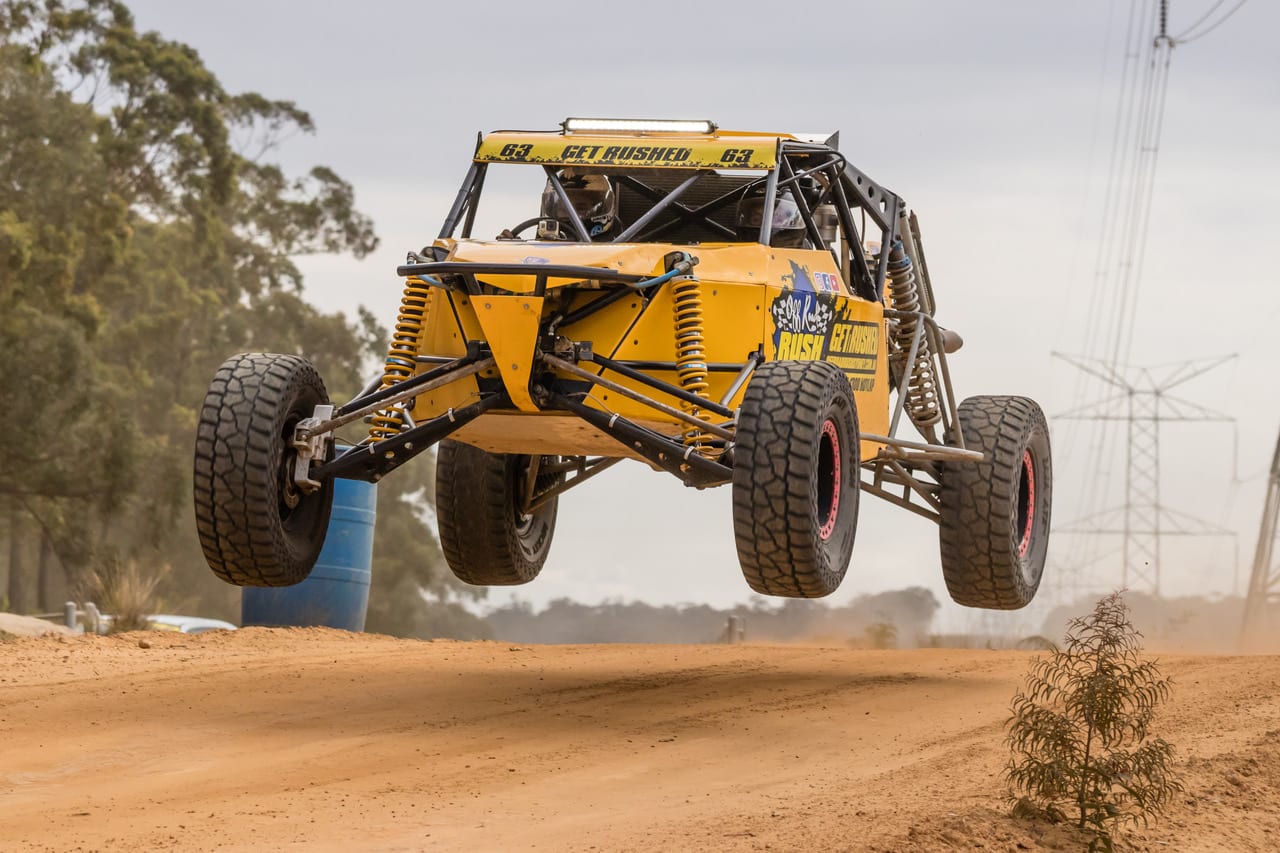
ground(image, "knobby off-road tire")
xmin=732 ymin=360 xmax=860 ymax=598
xmin=193 ymin=353 xmax=334 ymax=587
xmin=939 ymin=395 xmax=1052 ymax=609
xmin=436 ymin=440 xmax=560 ymax=585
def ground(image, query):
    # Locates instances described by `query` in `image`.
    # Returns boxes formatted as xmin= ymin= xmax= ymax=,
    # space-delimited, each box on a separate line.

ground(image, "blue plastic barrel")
xmin=241 ymin=477 xmax=377 ymax=631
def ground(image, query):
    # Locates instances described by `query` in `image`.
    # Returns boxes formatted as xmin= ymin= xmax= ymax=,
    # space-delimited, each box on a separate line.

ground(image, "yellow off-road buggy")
xmin=194 ymin=118 xmax=1051 ymax=608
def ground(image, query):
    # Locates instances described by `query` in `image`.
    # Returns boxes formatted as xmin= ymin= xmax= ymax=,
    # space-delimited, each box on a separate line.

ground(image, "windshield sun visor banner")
xmin=476 ymin=134 xmax=778 ymax=170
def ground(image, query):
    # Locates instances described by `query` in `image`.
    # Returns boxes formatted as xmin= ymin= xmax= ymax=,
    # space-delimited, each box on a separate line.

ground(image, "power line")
xmin=1174 ymin=0 xmax=1248 ymax=43
xmin=1115 ymin=43 xmax=1174 ymax=367
xmin=1053 ymin=0 xmax=1243 ymax=587
xmin=1060 ymin=1 xmax=1164 ymax=576
xmin=1172 ymin=0 xmax=1228 ymax=39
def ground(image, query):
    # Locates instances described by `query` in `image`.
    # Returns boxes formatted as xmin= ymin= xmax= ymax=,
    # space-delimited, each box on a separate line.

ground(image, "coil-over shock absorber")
xmin=886 ymin=240 xmax=942 ymax=436
xmin=671 ymin=277 xmax=715 ymax=454
xmin=369 ymin=276 xmax=432 ymax=442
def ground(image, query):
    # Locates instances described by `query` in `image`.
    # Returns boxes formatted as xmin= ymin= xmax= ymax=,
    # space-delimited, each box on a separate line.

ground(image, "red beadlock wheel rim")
xmin=818 ymin=419 xmax=841 ymax=541
xmin=1016 ymin=449 xmax=1035 ymax=558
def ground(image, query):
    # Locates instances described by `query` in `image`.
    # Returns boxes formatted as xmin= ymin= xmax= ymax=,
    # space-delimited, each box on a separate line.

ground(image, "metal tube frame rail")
xmin=586 ymin=352 xmax=737 ymax=420
xmin=861 ymin=457 xmax=944 ymax=523
xmin=549 ymin=392 xmax=732 ymax=488
xmin=298 ymin=354 xmax=495 ymax=439
xmin=882 ymin=309 xmax=962 ymax=448
xmin=311 ymin=393 xmax=504 ymax=483
xmin=395 ymin=261 xmax=652 ymax=298
xmin=521 ymin=456 xmax=625 ymax=514
xmin=542 ymin=354 xmax=736 ymax=442
xmin=854 ymin=309 xmax=981 ymax=522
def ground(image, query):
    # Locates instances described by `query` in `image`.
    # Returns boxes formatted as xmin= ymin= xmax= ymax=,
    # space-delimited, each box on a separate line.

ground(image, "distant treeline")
xmin=483 ymin=587 xmax=941 ymax=646
xmin=475 ymin=589 xmax=1269 ymax=651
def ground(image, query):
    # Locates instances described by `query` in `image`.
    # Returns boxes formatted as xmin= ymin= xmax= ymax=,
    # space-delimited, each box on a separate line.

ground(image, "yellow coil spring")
xmin=369 ymin=276 xmax=432 ymax=442
xmin=671 ymin=278 xmax=715 ymax=453
xmin=886 ymin=254 xmax=941 ymax=429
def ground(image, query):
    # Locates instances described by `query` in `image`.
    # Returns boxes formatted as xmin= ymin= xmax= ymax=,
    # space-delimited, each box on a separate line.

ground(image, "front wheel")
xmin=436 ymin=441 xmax=560 ymax=585
xmin=938 ymin=395 xmax=1052 ymax=609
xmin=732 ymin=360 xmax=860 ymax=598
xmin=193 ymin=353 xmax=334 ymax=587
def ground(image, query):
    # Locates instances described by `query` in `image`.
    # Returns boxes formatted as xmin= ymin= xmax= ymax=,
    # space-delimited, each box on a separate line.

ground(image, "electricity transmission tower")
xmin=1054 ymin=353 xmax=1237 ymax=595
xmin=1242 ymin=430 xmax=1280 ymax=644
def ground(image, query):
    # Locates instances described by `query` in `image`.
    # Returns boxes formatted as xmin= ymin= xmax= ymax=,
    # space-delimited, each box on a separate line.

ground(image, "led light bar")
xmin=561 ymin=118 xmax=718 ymax=135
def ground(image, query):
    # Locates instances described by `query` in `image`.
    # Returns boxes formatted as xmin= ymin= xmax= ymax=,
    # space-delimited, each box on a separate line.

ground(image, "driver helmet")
xmin=735 ymin=187 xmax=807 ymax=248
xmin=539 ymin=171 xmax=618 ymax=240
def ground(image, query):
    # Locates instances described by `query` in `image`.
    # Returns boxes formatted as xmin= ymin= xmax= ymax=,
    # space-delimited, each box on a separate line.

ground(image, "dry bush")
xmin=1005 ymin=591 xmax=1182 ymax=850
xmin=1015 ymin=635 xmax=1060 ymax=652
xmin=87 ymin=558 xmax=166 ymax=633
xmin=864 ymin=622 xmax=898 ymax=649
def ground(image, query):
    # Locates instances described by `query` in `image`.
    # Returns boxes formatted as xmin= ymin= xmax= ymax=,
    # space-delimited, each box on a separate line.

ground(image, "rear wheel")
xmin=732 ymin=360 xmax=860 ymax=598
xmin=193 ymin=353 xmax=334 ymax=587
xmin=436 ymin=440 xmax=560 ymax=585
xmin=939 ymin=395 xmax=1052 ymax=609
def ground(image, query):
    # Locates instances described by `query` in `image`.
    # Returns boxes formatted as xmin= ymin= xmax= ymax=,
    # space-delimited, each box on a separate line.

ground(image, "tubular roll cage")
xmin=294 ymin=139 xmax=980 ymax=523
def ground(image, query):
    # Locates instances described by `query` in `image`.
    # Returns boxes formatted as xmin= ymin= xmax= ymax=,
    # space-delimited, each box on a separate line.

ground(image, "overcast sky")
xmin=126 ymin=0 xmax=1280 ymax=631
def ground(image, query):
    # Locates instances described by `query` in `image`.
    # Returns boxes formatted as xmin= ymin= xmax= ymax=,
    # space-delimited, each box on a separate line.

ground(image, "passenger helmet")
xmin=735 ymin=187 xmax=807 ymax=247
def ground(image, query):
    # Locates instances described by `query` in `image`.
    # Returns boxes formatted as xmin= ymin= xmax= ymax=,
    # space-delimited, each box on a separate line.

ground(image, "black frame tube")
xmin=522 ymin=456 xmax=624 ymax=513
xmin=336 ymin=350 xmax=480 ymax=416
xmin=549 ymin=393 xmax=732 ymax=488
xmin=608 ymin=359 xmax=751 ymax=375
xmin=552 ymin=286 xmax=637 ymax=330
xmin=459 ymin=163 xmax=488 ymax=239
xmin=313 ymin=394 xmax=502 ymax=483
xmin=543 ymin=165 xmax=593 ymax=242
xmin=395 ymin=261 xmax=650 ymax=301
xmin=614 ymin=171 xmax=706 ymax=242
xmin=830 ymin=177 xmax=878 ymax=302
xmin=618 ymin=174 xmax=754 ymax=242
xmin=777 ymin=156 xmax=828 ymax=253
xmin=589 ymin=353 xmax=735 ymax=419
xmin=439 ymin=161 xmax=482 ymax=239
xmin=759 ymin=148 xmax=779 ymax=245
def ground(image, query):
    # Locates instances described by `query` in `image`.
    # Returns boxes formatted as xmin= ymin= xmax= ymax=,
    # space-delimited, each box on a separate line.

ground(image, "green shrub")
xmin=1005 ymin=591 xmax=1182 ymax=850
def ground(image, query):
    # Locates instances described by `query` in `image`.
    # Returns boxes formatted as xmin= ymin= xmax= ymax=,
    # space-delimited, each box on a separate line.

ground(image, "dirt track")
xmin=1 ymin=629 xmax=1278 ymax=852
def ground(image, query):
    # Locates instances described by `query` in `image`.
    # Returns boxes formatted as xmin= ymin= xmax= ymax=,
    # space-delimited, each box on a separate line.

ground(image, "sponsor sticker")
xmin=769 ymin=290 xmax=878 ymax=391
xmin=771 ymin=291 xmax=834 ymax=361
xmin=475 ymin=136 xmax=778 ymax=169
xmin=825 ymin=320 xmax=879 ymax=376
xmin=814 ymin=271 xmax=841 ymax=293
xmin=782 ymin=261 xmax=843 ymax=294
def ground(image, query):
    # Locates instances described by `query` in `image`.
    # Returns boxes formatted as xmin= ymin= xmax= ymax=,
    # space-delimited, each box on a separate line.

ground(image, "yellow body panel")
xmin=406 ymin=239 xmax=890 ymax=459
xmin=471 ymin=295 xmax=543 ymax=412
xmin=411 ymin=288 xmax=479 ymax=415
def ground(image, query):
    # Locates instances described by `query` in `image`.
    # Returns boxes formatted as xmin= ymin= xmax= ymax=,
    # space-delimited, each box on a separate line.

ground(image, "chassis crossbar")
xmin=396 ymin=261 xmax=649 ymax=287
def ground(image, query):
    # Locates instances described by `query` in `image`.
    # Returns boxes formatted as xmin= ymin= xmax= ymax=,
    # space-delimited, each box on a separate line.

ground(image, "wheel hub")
xmin=280 ymin=454 xmax=303 ymax=511
xmin=1016 ymin=450 xmax=1035 ymax=558
xmin=817 ymin=419 xmax=841 ymax=541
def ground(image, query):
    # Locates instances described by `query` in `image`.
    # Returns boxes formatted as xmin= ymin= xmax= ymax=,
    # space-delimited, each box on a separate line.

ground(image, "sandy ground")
xmin=1 ymin=629 xmax=1277 ymax=852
